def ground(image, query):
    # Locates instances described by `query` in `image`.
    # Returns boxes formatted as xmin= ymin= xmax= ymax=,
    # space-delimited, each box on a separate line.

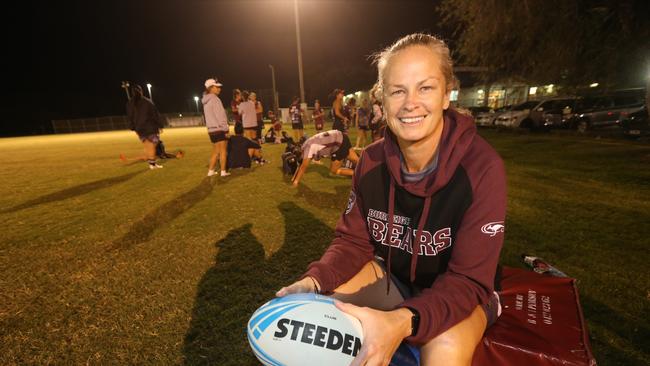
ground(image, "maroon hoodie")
xmin=303 ymin=108 xmax=507 ymax=344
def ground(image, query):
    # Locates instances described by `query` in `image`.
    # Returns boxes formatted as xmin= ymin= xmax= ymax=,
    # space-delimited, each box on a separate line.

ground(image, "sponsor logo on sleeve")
xmin=345 ymin=191 xmax=356 ymax=215
xmin=481 ymin=221 xmax=505 ymax=237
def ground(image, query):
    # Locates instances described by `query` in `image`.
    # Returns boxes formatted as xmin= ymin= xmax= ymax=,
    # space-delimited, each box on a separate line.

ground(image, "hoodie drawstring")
xmin=386 ymin=178 xmax=396 ymax=295
xmin=411 ymin=196 xmax=432 ymax=283
xmin=385 ymin=176 xmax=433 ymax=294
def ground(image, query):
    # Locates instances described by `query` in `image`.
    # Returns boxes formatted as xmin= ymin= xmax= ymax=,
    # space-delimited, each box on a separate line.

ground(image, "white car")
xmin=495 ymin=101 xmax=540 ymax=128
xmin=475 ymin=110 xmax=496 ymax=126
xmin=496 ymin=99 xmax=578 ymax=129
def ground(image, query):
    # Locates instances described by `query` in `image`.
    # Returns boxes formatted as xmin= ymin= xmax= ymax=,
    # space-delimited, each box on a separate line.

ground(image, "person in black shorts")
xmin=203 ymin=78 xmax=230 ymax=177
xmin=126 ymin=84 xmax=165 ymax=170
xmin=231 ymin=89 xmax=243 ymax=135
xmin=331 ymin=88 xmax=349 ymax=133
xmin=289 ymin=96 xmax=304 ymax=141
xmin=291 ymin=129 xmax=360 ymax=187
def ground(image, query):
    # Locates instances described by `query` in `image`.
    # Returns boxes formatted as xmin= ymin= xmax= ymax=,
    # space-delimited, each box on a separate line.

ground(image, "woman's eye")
xmin=420 ymin=86 xmax=434 ymax=92
xmin=390 ymin=89 xmax=405 ymax=96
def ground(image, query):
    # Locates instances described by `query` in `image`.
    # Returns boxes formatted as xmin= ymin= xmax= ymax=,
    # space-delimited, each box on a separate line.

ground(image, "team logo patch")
xmin=481 ymin=221 xmax=505 ymax=237
xmin=345 ymin=191 xmax=356 ymax=215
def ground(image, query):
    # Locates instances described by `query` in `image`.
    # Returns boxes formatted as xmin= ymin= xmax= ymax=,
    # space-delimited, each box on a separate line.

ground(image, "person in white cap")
xmin=202 ymin=78 xmax=231 ymax=177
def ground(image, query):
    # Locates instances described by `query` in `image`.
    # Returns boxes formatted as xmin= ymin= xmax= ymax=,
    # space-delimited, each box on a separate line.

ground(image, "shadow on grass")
xmin=183 ymin=201 xmax=334 ymax=365
xmin=111 ymin=172 xmax=249 ymax=250
xmin=297 ymin=183 xmax=350 ymax=210
xmin=580 ymin=294 xmax=650 ymax=365
xmin=3 ymin=170 xmax=145 ymax=213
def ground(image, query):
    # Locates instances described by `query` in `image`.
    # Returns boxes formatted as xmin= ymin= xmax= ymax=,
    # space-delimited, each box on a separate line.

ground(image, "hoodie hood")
xmin=383 ymin=108 xmax=477 ymax=197
xmin=202 ymin=93 xmax=217 ymax=105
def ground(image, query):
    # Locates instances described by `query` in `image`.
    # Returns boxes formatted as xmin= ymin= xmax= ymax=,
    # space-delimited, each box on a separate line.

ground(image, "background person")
xmin=290 ymin=129 xmax=359 ymax=187
xmin=231 ymin=89 xmax=243 ymax=135
xmin=126 ymin=84 xmax=164 ymax=170
xmin=239 ymin=91 xmax=258 ymax=140
xmin=355 ymin=98 xmax=370 ymax=148
xmin=343 ymin=97 xmax=357 ymax=134
xmin=277 ymin=33 xmax=506 ymax=366
xmin=227 ymin=130 xmax=267 ymax=169
xmin=331 ymin=88 xmax=349 ymax=133
xmin=239 ymin=91 xmax=265 ymax=162
xmin=313 ymin=99 xmax=324 ymax=131
xmin=202 ymin=78 xmax=230 ymax=177
xmin=289 ymin=96 xmax=304 ymax=141
xmin=269 ymin=109 xmax=282 ymax=136
xmin=251 ymin=92 xmax=264 ymax=143
xmin=370 ymin=86 xmax=385 ymax=142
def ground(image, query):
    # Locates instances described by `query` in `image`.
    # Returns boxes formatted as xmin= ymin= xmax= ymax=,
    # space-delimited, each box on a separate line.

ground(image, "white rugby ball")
xmin=247 ymin=293 xmax=364 ymax=366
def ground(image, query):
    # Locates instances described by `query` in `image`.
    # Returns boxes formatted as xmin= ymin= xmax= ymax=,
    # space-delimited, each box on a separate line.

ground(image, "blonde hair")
xmin=373 ymin=33 xmax=456 ymax=96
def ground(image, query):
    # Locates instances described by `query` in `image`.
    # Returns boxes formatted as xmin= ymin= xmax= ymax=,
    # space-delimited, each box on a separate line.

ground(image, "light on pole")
xmin=269 ymin=64 xmax=279 ymax=115
xmin=121 ymin=81 xmax=131 ymax=100
xmin=194 ymin=96 xmax=200 ymax=114
xmin=146 ymin=83 xmax=153 ymax=102
xmin=293 ymin=0 xmax=305 ymax=104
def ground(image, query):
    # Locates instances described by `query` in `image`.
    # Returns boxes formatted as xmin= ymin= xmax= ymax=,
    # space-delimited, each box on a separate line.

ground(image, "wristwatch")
xmin=405 ymin=307 xmax=420 ymax=337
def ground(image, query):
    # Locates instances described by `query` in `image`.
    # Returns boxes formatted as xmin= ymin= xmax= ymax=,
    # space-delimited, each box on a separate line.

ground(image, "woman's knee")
xmin=420 ymin=306 xmax=487 ymax=366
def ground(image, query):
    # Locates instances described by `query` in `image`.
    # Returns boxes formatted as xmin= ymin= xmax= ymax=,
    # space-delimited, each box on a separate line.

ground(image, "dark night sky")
xmin=10 ymin=0 xmax=449 ymax=136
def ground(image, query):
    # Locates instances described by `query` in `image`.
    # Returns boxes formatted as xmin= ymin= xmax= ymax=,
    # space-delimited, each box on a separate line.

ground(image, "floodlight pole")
xmin=269 ymin=64 xmax=279 ymax=115
xmin=293 ymin=0 xmax=305 ymax=103
xmin=194 ymin=96 xmax=200 ymax=114
xmin=121 ymin=81 xmax=131 ymax=100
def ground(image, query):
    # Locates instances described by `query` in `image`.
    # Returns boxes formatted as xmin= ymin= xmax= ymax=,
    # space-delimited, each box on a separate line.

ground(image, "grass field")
xmin=1 ymin=126 xmax=649 ymax=365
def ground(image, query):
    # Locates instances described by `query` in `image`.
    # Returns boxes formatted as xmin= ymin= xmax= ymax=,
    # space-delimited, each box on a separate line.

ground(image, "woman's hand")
xmin=276 ymin=276 xmax=319 ymax=297
xmin=336 ymin=302 xmax=412 ymax=366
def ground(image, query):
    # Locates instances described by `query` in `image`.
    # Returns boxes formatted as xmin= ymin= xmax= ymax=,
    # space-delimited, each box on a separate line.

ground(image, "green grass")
xmin=1 ymin=127 xmax=648 ymax=365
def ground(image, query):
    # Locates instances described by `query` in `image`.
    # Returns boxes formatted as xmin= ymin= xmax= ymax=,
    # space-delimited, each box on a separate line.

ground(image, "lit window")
xmin=529 ymin=87 xmax=538 ymax=95
xmin=450 ymin=90 xmax=458 ymax=101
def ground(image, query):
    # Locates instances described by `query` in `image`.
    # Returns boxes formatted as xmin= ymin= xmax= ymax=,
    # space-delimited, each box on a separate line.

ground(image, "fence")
xmin=51 ymin=108 xmax=337 ymax=134
xmin=51 ymin=113 xmax=205 ymax=134
xmin=51 ymin=116 xmax=129 ymax=134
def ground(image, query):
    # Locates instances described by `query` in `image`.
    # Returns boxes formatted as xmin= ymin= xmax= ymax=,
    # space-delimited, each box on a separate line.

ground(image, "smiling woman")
xmin=276 ymin=33 xmax=507 ymax=366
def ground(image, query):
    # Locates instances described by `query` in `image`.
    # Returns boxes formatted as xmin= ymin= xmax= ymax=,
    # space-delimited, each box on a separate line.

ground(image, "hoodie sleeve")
xmin=152 ymin=103 xmax=163 ymax=129
xmin=126 ymin=102 xmax=135 ymax=130
xmin=401 ymin=158 xmax=507 ymax=345
xmin=302 ymin=156 xmax=375 ymax=293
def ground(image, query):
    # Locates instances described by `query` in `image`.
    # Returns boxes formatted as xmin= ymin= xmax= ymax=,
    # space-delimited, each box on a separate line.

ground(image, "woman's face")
xmin=251 ymin=94 xmax=257 ymax=101
xmin=382 ymin=45 xmax=450 ymax=146
xmin=235 ymin=93 xmax=241 ymax=101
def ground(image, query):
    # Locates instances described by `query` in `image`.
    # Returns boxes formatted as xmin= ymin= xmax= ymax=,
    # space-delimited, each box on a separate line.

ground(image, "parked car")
xmin=567 ymin=90 xmax=646 ymax=133
xmin=621 ymin=106 xmax=649 ymax=138
xmin=495 ymin=98 xmax=577 ymax=129
xmin=475 ymin=105 xmax=514 ymax=126
xmin=494 ymin=100 xmax=539 ymax=128
xmin=468 ymin=106 xmax=494 ymax=126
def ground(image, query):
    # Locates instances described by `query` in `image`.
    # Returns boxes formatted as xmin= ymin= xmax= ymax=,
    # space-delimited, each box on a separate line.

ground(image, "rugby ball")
xmin=247 ymin=293 xmax=364 ymax=366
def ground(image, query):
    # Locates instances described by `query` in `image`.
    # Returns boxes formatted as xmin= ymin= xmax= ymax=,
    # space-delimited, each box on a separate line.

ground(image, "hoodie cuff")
xmin=301 ymin=265 xmax=334 ymax=295
xmin=398 ymin=300 xmax=432 ymax=345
